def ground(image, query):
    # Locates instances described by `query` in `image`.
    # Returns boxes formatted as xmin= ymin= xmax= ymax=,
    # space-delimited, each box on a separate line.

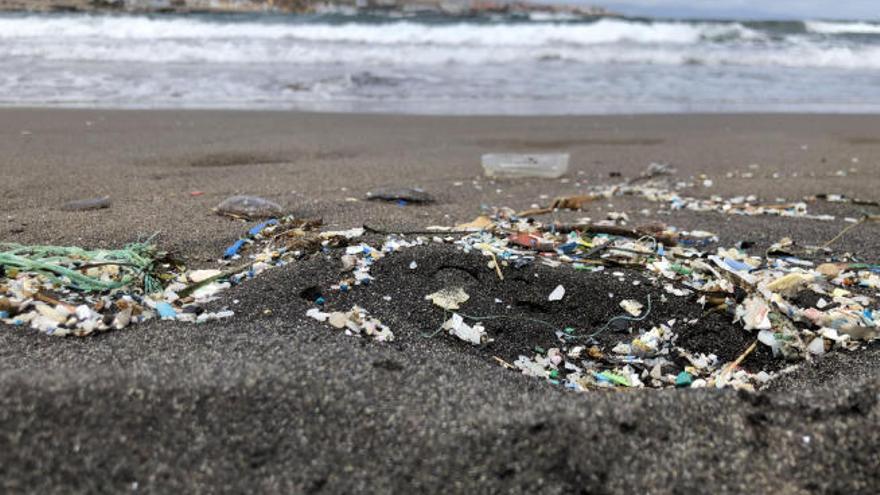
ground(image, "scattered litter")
xmin=5 ymin=160 xmax=879 ymax=397
xmin=308 ymin=305 xmax=394 ymax=342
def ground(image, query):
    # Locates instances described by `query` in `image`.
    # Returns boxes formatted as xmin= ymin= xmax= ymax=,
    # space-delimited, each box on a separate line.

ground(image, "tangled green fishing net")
xmin=0 ymin=242 xmax=165 ymax=294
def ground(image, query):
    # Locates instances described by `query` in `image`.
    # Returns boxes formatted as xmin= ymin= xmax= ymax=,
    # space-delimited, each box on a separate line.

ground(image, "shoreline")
xmin=0 ymin=1 xmax=616 ymax=16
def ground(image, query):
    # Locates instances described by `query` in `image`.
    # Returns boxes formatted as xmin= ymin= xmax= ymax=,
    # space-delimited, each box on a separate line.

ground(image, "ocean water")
xmin=1 ymin=12 xmax=880 ymax=114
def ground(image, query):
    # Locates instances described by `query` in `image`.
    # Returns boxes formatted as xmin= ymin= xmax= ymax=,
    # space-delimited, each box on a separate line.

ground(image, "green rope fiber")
xmin=0 ymin=242 xmax=162 ymax=293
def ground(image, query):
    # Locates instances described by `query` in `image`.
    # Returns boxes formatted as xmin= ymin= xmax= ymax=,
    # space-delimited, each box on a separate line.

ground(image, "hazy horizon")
xmin=587 ymin=1 xmax=879 ymax=21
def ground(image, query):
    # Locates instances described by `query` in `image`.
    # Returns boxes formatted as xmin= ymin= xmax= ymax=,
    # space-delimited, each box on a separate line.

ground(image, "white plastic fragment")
xmin=807 ymin=337 xmax=826 ymax=355
xmin=425 ymin=288 xmax=470 ymax=310
xmin=736 ymin=296 xmax=772 ymax=331
xmin=442 ymin=313 xmax=488 ymax=345
xmin=188 ymin=269 xmax=222 ymax=283
xmin=758 ymin=330 xmax=781 ymax=355
xmin=620 ymin=299 xmax=643 ymax=317
xmin=306 ymin=308 xmax=329 ymax=322
xmin=548 ymin=285 xmax=565 ymax=301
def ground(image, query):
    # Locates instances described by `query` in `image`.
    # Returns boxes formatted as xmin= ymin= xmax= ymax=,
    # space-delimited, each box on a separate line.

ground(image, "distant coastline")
xmin=0 ymin=0 xmax=617 ymax=16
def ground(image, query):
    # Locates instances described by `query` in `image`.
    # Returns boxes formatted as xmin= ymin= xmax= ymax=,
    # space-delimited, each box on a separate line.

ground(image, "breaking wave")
xmin=806 ymin=21 xmax=880 ymax=35
xmin=0 ymin=15 xmax=765 ymax=45
xmin=0 ymin=13 xmax=879 ymax=113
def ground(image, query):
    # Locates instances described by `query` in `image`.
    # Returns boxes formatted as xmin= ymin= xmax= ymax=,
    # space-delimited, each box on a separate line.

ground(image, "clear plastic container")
xmin=481 ymin=153 xmax=570 ymax=179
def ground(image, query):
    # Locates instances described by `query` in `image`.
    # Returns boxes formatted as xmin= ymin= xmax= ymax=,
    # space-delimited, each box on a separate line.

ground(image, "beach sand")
xmin=1 ymin=109 xmax=879 ymax=493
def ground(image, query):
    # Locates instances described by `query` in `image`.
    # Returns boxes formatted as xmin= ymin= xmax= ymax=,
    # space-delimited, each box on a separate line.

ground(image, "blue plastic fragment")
xmin=593 ymin=371 xmax=611 ymax=383
xmin=224 ymin=239 xmax=247 ymax=258
xmin=315 ymin=297 xmax=326 ymax=305
xmin=156 ymin=302 xmax=177 ymax=320
xmin=0 ymin=311 xmax=8 ymax=319
xmin=557 ymin=242 xmax=578 ymax=254
xmin=247 ymin=218 xmax=279 ymax=236
xmin=396 ymin=199 xmax=408 ymax=207
xmin=657 ymin=245 xmax=665 ymax=256
xmin=724 ymin=257 xmax=752 ymax=272
xmin=340 ymin=284 xmax=349 ymax=292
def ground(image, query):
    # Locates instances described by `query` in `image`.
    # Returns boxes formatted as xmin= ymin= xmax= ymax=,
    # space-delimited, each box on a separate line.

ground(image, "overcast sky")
xmin=594 ymin=1 xmax=878 ymax=20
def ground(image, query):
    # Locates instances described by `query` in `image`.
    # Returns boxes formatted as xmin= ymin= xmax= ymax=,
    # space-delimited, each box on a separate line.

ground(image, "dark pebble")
xmin=366 ymin=186 xmax=434 ymax=203
xmin=60 ymin=196 xmax=111 ymax=211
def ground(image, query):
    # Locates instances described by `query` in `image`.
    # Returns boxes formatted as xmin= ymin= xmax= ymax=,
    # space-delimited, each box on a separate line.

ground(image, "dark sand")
xmin=1 ymin=109 xmax=879 ymax=493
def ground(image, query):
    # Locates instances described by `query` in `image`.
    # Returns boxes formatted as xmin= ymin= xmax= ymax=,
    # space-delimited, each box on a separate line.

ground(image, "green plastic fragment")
xmin=598 ymin=371 xmax=631 ymax=387
xmin=534 ymin=346 xmax=545 ymax=354
xmin=549 ymin=369 xmax=560 ymax=379
xmin=675 ymin=371 xmax=693 ymax=388
xmin=564 ymin=327 xmax=575 ymax=334
xmin=670 ymin=264 xmax=692 ymax=275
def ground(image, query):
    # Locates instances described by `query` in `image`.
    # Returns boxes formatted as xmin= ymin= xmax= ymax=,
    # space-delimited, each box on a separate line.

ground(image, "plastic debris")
xmin=456 ymin=215 xmax=495 ymax=231
xmin=188 ymin=269 xmax=222 ymax=283
xmin=4 ymin=164 xmax=879 ymax=398
xmin=307 ymin=306 xmax=394 ymax=342
xmin=481 ymin=153 xmax=570 ymax=179
xmin=675 ymin=371 xmax=693 ymax=388
xmin=548 ymin=285 xmax=565 ymax=301
xmin=765 ymin=273 xmax=813 ymax=296
xmin=0 ymin=216 xmax=349 ymax=337
xmin=736 ymin=296 xmax=772 ymax=331
xmin=215 ymin=195 xmax=284 ymax=219
xmin=442 ymin=313 xmax=489 ymax=345
xmin=425 ymin=288 xmax=470 ymax=310
xmin=620 ymin=299 xmax=644 ymax=317
xmin=155 ymin=301 xmax=177 ymax=320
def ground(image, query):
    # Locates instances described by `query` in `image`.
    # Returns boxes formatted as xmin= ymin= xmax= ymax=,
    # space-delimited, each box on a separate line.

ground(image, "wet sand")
xmin=1 ymin=109 xmax=879 ymax=493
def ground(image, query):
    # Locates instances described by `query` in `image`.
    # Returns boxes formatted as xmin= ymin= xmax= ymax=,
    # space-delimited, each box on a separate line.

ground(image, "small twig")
xmin=488 ymin=251 xmax=504 ymax=280
xmin=516 ymin=207 xmax=555 ymax=217
xmin=551 ymin=222 xmax=678 ymax=246
xmin=823 ymin=217 xmax=866 ymax=249
xmin=493 ymin=356 xmax=515 ymax=369
xmin=363 ymin=224 xmax=474 ymax=236
xmin=76 ymin=261 xmax=140 ymax=270
xmin=721 ymin=340 xmax=758 ymax=378
xmin=177 ymin=261 xmax=255 ymax=298
xmin=35 ymin=292 xmax=76 ymax=312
